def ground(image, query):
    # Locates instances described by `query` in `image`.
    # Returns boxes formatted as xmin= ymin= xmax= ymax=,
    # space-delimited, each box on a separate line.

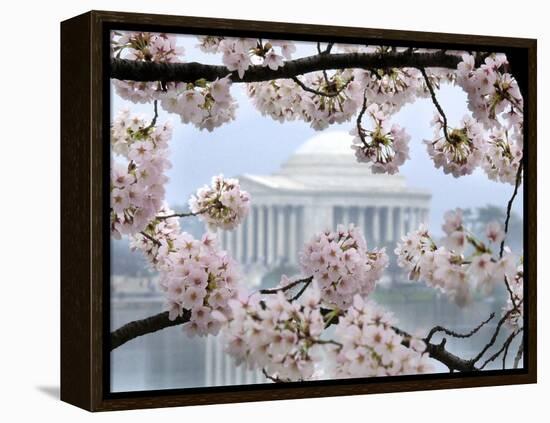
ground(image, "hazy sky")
xmin=111 ymin=35 xmax=523 ymax=237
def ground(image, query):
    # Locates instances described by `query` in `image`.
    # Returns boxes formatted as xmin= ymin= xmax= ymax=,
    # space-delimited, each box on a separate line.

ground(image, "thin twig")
xmin=355 ymin=88 xmax=369 ymax=148
xmin=291 ymin=75 xmax=353 ymax=98
xmin=470 ymin=302 xmax=522 ymax=365
xmin=139 ymin=231 xmax=160 ymax=246
xmin=259 ymin=276 xmax=313 ymax=295
xmin=499 ymin=160 xmax=524 ymax=258
xmin=479 ymin=328 xmax=522 ymax=370
xmin=289 ymin=278 xmax=313 ymax=302
xmin=513 ymin=341 xmax=524 ymax=368
xmin=425 ymin=312 xmax=495 ymax=344
xmin=156 ymin=205 xmax=213 ymax=220
xmin=262 ymin=368 xmax=285 ymax=383
xmin=419 ymin=67 xmax=450 ymax=141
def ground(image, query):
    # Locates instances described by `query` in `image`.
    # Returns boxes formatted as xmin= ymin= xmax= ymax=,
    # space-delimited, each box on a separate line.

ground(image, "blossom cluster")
xmin=189 ymin=175 xmax=251 ymax=231
xmin=329 ymin=296 xmax=433 ymax=378
xmin=197 ymin=36 xmax=296 ymax=77
xmin=425 ymin=113 xmax=485 ymax=177
xmin=482 ymin=128 xmax=523 ymax=184
xmin=351 ymin=65 xmax=426 ymax=113
xmin=299 ymin=224 xmax=388 ymax=309
xmin=222 ymin=282 xmax=325 ymax=381
xmin=157 ymin=76 xmax=238 ymax=131
xmin=247 ymin=71 xmax=363 ymax=130
xmin=456 ymin=53 xmax=523 ymax=131
xmin=129 ymin=205 xmax=182 ymax=269
xmin=395 ymin=209 xmax=518 ymax=306
xmin=110 ymin=109 xmax=172 ymax=238
xmin=154 ymin=230 xmax=241 ymax=337
xmin=351 ymin=103 xmax=411 ymax=174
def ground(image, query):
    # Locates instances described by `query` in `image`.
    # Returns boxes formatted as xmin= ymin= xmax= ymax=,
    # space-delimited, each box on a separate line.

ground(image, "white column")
xmin=245 ymin=367 xmax=254 ymax=384
xmin=288 ymin=206 xmax=297 ymax=264
xmin=257 ymin=206 xmax=265 ymax=263
xmin=214 ymin=337 xmax=223 ymax=385
xmin=414 ymin=208 xmax=421 ymax=229
xmin=341 ymin=207 xmax=350 ymax=227
xmin=276 ymin=206 xmax=285 ymax=262
xmin=397 ymin=207 xmax=405 ymax=240
xmin=246 ymin=207 xmax=255 ymax=263
xmin=235 ymin=223 xmax=243 ymax=263
xmin=225 ymin=229 xmax=234 ymax=256
xmin=205 ymin=335 xmax=213 ymax=386
xmin=235 ymin=364 xmax=243 ymax=385
xmin=267 ymin=206 xmax=276 ymax=265
xmin=371 ymin=207 xmax=380 ymax=245
xmin=358 ymin=207 xmax=367 ymax=240
xmin=384 ymin=207 xmax=392 ymax=243
xmin=224 ymin=352 xmax=232 ymax=385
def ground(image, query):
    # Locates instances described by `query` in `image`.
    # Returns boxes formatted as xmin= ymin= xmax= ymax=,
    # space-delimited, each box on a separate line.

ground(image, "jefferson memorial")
xmin=205 ymin=131 xmax=432 ymax=386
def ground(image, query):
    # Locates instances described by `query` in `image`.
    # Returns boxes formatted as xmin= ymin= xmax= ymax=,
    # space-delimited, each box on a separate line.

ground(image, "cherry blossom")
xmin=189 ymin=175 xmax=251 ymax=231
xmin=456 ymin=53 xmax=523 ymax=131
xmin=482 ymin=127 xmax=523 ymax=184
xmin=329 ymin=295 xmax=433 ymax=378
xmin=247 ymin=70 xmax=361 ymax=130
xmin=395 ymin=209 xmax=520 ymax=305
xmin=129 ymin=204 xmax=183 ymax=269
xmin=158 ymin=76 xmax=238 ymax=131
xmin=299 ymin=224 xmax=388 ymax=309
xmin=425 ymin=113 xmax=485 ymax=177
xmin=351 ymin=103 xmax=410 ymax=174
xmin=222 ymin=282 xmax=326 ymax=381
xmin=110 ymin=109 xmax=172 ymax=238
xmin=156 ymin=231 xmax=241 ymax=336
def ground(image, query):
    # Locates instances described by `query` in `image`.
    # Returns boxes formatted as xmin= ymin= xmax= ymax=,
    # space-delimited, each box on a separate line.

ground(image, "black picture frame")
xmin=61 ymin=10 xmax=537 ymax=411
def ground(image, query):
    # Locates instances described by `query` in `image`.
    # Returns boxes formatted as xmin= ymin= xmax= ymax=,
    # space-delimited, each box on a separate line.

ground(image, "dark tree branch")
xmin=291 ymin=75 xmax=354 ymax=98
xmin=111 ymin=308 xmax=481 ymax=372
xmin=139 ymin=230 xmax=160 ymax=246
xmin=146 ymin=100 xmax=158 ymax=130
xmin=513 ymin=340 xmax=524 ymax=368
xmin=289 ymin=278 xmax=313 ymax=302
xmin=479 ymin=328 xmax=522 ymax=370
xmin=355 ymin=88 xmax=370 ymax=147
xmin=470 ymin=303 xmax=522 ymax=365
xmin=110 ymin=50 xmax=471 ymax=83
xmin=419 ymin=67 xmax=450 ymax=141
xmin=425 ymin=312 xmax=495 ymax=344
xmin=262 ymin=368 xmax=285 ymax=383
xmin=156 ymin=205 xmax=213 ymax=220
xmin=393 ymin=326 xmax=479 ymax=372
xmin=259 ymin=276 xmax=313 ymax=295
xmin=499 ymin=160 xmax=524 ymax=258
xmin=110 ymin=310 xmax=191 ymax=351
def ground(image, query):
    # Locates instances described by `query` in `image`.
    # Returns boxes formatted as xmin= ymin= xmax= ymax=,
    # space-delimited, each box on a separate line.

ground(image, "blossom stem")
xmin=259 ymin=276 xmax=313 ymax=295
xmin=419 ymin=67 xmax=450 ymax=142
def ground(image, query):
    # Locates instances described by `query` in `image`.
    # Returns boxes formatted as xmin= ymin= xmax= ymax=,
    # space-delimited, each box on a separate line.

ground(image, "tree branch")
xmin=259 ymin=276 xmax=313 ymax=295
xmin=499 ymin=159 xmax=524 ymax=258
xmin=111 ymin=308 xmax=481 ymax=372
xmin=291 ymin=75 xmax=354 ymax=98
xmin=110 ymin=50 xmax=469 ymax=83
xmin=425 ymin=312 xmax=495 ymax=344
xmin=419 ymin=67 xmax=450 ymax=141
xmin=479 ymin=328 xmax=522 ymax=370
xmin=110 ymin=310 xmax=191 ymax=351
